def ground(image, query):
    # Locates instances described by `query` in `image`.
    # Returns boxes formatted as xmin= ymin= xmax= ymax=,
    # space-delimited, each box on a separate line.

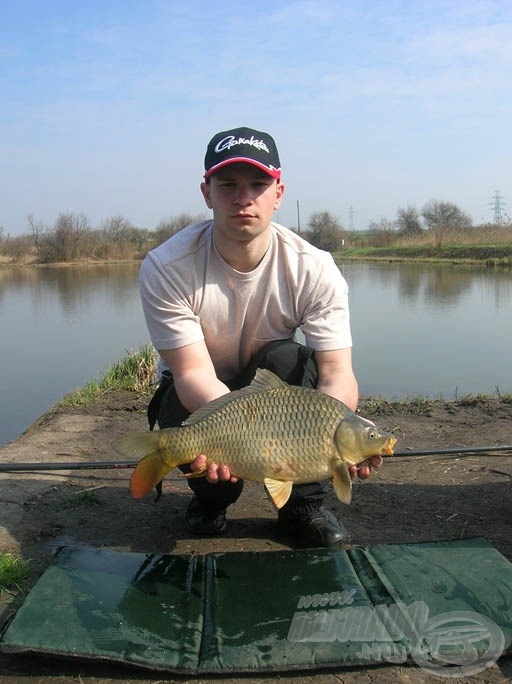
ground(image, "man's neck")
xmin=213 ymin=230 xmax=271 ymax=273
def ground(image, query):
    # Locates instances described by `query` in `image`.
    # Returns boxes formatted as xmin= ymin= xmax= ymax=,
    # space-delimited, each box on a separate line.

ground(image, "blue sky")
xmin=1 ymin=0 xmax=510 ymax=235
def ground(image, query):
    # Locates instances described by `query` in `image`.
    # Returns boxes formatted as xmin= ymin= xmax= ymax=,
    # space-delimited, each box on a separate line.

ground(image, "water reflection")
xmin=342 ymin=261 xmax=512 ymax=399
xmin=343 ymin=262 xmax=512 ymax=310
xmin=397 ymin=265 xmax=473 ymax=307
xmin=0 ymin=263 xmax=141 ymax=321
xmin=0 ymin=263 xmax=148 ymax=445
xmin=422 ymin=267 xmax=473 ymax=306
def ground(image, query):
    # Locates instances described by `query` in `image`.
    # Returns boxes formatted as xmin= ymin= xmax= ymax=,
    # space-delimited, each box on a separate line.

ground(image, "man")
xmin=139 ymin=126 xmax=381 ymax=548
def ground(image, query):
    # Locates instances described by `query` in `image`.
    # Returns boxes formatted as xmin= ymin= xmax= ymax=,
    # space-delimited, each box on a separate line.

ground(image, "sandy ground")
xmin=0 ymin=390 xmax=511 ymax=683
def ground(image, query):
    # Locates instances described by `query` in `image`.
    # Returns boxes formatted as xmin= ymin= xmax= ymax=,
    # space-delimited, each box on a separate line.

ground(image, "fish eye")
xmin=366 ymin=426 xmax=379 ymax=440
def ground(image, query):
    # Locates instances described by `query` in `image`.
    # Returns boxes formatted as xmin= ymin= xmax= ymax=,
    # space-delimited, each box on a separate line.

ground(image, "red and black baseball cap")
xmin=204 ymin=126 xmax=281 ymax=180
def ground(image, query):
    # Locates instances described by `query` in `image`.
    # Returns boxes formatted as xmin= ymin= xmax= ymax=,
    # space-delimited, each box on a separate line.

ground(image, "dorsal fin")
xmin=248 ymin=367 xmax=287 ymax=391
xmin=183 ymin=368 xmax=286 ymax=426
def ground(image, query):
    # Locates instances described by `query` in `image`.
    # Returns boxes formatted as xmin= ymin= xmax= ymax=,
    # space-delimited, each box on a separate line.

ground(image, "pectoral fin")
xmin=264 ymin=478 xmax=293 ymax=509
xmin=332 ymin=460 xmax=353 ymax=505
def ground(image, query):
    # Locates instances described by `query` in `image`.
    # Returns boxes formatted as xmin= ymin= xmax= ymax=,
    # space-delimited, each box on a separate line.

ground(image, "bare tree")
xmin=154 ymin=213 xmax=206 ymax=245
xmin=421 ymin=200 xmax=472 ymax=249
xmin=101 ymin=215 xmax=134 ymax=241
xmin=28 ymin=214 xmax=51 ymax=261
xmin=396 ymin=206 xmax=423 ymax=236
xmin=31 ymin=212 xmax=91 ymax=262
xmin=305 ymin=211 xmax=346 ymax=251
xmin=53 ymin=212 xmax=90 ymax=261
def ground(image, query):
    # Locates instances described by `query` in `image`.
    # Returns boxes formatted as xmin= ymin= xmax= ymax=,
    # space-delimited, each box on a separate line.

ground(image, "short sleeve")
xmin=139 ymin=253 xmax=205 ymax=350
xmin=300 ymin=253 xmax=352 ymax=351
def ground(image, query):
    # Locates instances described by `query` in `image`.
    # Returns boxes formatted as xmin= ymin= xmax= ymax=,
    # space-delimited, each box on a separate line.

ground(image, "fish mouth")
xmin=381 ymin=436 xmax=397 ymax=456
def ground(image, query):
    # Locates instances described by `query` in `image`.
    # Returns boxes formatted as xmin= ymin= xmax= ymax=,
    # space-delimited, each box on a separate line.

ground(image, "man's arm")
xmin=314 ymin=348 xmax=359 ymax=411
xmin=315 ymin=347 xmax=382 ymax=479
xmin=158 ymin=341 xmax=239 ymax=483
xmin=158 ymin=340 xmax=230 ymax=413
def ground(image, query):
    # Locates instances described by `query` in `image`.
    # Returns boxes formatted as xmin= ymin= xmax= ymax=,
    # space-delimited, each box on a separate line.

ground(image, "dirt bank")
xmin=0 ymin=391 xmax=511 ymax=683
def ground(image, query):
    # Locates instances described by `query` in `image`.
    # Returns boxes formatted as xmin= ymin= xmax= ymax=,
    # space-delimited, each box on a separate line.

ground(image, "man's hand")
xmin=189 ymin=453 xmax=383 ymax=484
xmin=348 ymin=454 xmax=383 ymax=480
xmin=190 ymin=454 xmax=239 ymax=484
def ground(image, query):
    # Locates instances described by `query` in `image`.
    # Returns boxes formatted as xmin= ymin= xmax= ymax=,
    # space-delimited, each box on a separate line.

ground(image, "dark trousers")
xmin=147 ymin=340 xmax=328 ymax=513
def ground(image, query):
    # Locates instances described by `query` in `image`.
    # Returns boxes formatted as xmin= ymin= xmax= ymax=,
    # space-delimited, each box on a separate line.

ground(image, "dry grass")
xmin=395 ymin=224 xmax=512 ymax=248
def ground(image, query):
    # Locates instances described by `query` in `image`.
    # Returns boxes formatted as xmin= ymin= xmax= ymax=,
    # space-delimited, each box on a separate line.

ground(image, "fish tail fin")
xmin=112 ymin=431 xmax=176 ymax=499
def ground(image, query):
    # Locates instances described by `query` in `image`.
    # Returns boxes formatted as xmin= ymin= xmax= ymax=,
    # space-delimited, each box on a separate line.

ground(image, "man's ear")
xmin=200 ymin=182 xmax=213 ymax=209
xmin=274 ymin=181 xmax=285 ymax=210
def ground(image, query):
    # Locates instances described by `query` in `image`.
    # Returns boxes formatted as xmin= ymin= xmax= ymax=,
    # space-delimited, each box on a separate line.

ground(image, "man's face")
xmin=201 ymin=163 xmax=284 ymax=243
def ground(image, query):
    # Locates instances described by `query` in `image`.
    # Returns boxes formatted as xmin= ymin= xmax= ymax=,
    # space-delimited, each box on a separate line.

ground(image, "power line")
xmin=348 ymin=206 xmax=355 ymax=231
xmin=489 ymin=190 xmax=506 ymax=224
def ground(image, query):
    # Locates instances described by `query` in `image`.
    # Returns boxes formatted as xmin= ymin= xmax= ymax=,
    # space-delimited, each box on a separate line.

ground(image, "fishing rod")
xmin=0 ymin=460 xmax=136 ymax=473
xmin=0 ymin=444 xmax=512 ymax=473
xmin=393 ymin=444 xmax=512 ymax=458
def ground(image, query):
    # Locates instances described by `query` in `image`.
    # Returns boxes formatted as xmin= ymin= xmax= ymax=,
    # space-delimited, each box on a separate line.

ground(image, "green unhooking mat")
xmin=1 ymin=538 xmax=511 ymax=675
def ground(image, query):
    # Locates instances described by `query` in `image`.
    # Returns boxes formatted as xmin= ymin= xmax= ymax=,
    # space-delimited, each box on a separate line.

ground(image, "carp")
xmin=113 ymin=369 xmax=396 ymax=508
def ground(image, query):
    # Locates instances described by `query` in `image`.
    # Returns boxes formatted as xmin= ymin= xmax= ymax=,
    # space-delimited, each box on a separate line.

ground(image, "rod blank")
xmin=394 ymin=444 xmax=512 ymax=458
xmin=0 ymin=461 xmax=135 ymax=473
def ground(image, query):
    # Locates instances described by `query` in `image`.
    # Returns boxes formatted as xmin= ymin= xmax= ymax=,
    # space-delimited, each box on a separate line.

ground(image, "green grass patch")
xmin=59 ymin=344 xmax=157 ymax=407
xmin=57 ymin=486 xmax=104 ymax=510
xmin=336 ymin=244 xmax=512 ymax=265
xmin=0 ymin=553 xmax=31 ymax=594
xmin=360 ymin=389 xmax=512 ymax=416
xmin=360 ymin=395 xmax=437 ymax=416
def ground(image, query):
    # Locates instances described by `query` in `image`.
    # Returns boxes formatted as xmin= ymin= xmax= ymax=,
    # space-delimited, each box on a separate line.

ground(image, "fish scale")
xmin=171 ymin=386 xmax=343 ymax=483
xmin=113 ymin=368 xmax=396 ymax=507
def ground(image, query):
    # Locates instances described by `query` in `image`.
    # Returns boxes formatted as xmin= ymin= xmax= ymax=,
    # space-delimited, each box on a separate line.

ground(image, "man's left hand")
xmin=349 ymin=455 xmax=383 ymax=481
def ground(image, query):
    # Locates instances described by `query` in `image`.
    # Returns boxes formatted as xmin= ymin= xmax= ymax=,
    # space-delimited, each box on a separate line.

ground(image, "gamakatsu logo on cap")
xmin=215 ymin=135 xmax=270 ymax=155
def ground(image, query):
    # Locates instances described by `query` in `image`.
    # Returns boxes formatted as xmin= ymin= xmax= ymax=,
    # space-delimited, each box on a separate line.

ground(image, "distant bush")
xmin=303 ymin=211 xmax=346 ymax=251
xmin=0 ymin=234 xmax=35 ymax=263
xmin=154 ymin=213 xmax=206 ymax=245
xmin=3 ymin=211 xmax=207 ymax=264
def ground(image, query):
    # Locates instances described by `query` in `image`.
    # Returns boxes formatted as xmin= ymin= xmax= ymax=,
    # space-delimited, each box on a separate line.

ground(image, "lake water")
xmin=1 ymin=261 xmax=511 ymax=446
xmin=345 ymin=261 xmax=512 ymax=399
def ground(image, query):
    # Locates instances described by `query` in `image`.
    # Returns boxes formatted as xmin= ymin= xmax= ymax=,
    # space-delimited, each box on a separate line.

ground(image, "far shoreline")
xmin=3 ymin=240 xmax=512 ymax=270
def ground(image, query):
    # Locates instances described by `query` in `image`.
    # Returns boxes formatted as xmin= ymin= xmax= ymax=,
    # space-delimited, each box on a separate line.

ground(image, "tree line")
xmin=297 ymin=199 xmax=511 ymax=252
xmin=0 ymin=199 xmax=510 ymax=264
xmin=0 ymin=212 xmax=206 ymax=263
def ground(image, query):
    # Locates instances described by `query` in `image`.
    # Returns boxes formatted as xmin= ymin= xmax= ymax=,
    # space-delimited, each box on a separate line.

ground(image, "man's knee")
xmin=243 ymin=339 xmax=318 ymax=388
xmin=159 ymin=384 xmax=190 ymax=428
xmin=147 ymin=377 xmax=190 ymax=430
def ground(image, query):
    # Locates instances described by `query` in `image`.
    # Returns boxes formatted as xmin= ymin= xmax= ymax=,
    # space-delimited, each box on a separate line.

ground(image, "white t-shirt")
xmin=140 ymin=220 xmax=352 ymax=381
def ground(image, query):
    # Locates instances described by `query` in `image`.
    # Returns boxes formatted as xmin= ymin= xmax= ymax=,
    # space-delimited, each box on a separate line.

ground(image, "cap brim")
xmin=204 ymin=157 xmax=281 ymax=180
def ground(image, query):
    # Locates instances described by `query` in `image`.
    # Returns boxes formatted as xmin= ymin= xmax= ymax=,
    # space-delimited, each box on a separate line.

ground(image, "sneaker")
xmin=278 ymin=504 xmax=351 ymax=549
xmin=184 ymin=496 xmax=227 ymax=536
